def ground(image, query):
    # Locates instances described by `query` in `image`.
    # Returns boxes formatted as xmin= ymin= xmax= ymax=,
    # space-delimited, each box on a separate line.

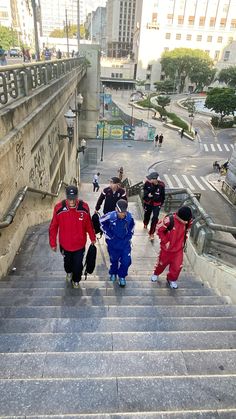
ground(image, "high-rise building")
xmin=40 ymin=0 xmax=85 ymax=37
xmin=133 ymin=0 xmax=236 ymax=89
xmin=0 ymin=0 xmax=33 ymax=47
xmin=86 ymin=7 xmax=106 ymax=52
xmin=106 ymin=0 xmax=137 ymax=58
xmin=0 ymin=0 xmax=12 ymax=27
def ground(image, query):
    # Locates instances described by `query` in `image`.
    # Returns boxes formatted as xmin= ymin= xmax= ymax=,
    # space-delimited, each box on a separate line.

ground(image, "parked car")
xmin=9 ymin=48 xmax=22 ymax=58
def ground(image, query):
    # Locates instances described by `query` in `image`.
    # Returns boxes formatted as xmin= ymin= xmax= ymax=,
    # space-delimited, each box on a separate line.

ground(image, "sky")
xmin=85 ymin=0 xmax=106 ymax=14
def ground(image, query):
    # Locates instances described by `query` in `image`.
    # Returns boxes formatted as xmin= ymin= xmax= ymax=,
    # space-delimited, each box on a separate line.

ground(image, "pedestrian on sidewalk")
xmin=95 ymin=176 xmax=127 ymax=214
xmin=49 ymin=185 xmax=96 ymax=288
xmin=92 ymin=172 xmax=100 ymax=192
xmin=151 ymin=206 xmax=193 ymax=289
xmin=155 ymin=134 xmax=159 ymax=147
xmin=100 ymin=199 xmax=135 ymax=287
xmin=158 ymin=133 xmax=164 ymax=147
xmin=118 ymin=166 xmax=124 ymax=181
xmin=180 ymin=128 xmax=184 ymax=138
xmin=143 ymin=172 xmax=165 ymax=241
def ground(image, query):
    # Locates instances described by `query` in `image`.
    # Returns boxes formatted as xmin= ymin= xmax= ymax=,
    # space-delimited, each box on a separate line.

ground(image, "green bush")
xmin=211 ymin=116 xmax=234 ymax=128
xmin=137 ymin=100 xmax=189 ymax=131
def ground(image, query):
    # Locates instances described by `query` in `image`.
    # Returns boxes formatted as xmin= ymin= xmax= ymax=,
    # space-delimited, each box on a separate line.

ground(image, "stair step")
xmin=1 ymin=305 xmax=235 ymax=319
xmin=0 ymin=376 xmax=235 ymax=415
xmin=0 ymin=295 xmax=229 ymax=307
xmin=0 ymin=331 xmax=235 ymax=353
xmin=0 ymin=317 xmax=235 ymax=333
xmin=0 ymin=350 xmax=236 ymax=379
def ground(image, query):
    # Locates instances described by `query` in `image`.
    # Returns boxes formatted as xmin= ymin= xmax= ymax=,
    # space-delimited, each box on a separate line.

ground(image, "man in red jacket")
xmin=151 ymin=206 xmax=192 ymax=289
xmin=49 ymin=185 xmax=96 ymax=288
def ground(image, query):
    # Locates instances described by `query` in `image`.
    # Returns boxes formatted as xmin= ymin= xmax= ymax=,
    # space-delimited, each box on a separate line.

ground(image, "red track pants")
xmin=154 ymin=248 xmax=183 ymax=282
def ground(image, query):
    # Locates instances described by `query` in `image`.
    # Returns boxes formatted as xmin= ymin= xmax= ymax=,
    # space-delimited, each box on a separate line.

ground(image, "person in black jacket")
xmin=143 ymin=172 xmax=165 ymax=241
xmin=95 ymin=177 xmax=127 ymax=214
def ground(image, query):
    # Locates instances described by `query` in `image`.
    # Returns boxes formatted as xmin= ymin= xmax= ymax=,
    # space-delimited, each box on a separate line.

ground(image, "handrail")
xmin=0 ymin=180 xmax=68 ymax=229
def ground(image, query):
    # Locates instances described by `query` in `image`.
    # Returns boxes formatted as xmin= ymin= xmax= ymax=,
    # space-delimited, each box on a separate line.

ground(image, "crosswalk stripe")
xmin=230 ymin=144 xmax=235 ymax=150
xmin=182 ymin=175 xmax=195 ymax=190
xmin=173 ymin=174 xmax=184 ymax=188
xmin=200 ymin=176 xmax=215 ymax=191
xmin=210 ymin=144 xmax=216 ymax=151
xmin=203 ymin=144 xmax=208 ymax=151
xmin=224 ymin=144 xmax=230 ymax=151
xmin=191 ymin=175 xmax=206 ymax=190
xmin=163 ymin=174 xmax=174 ymax=188
xmin=217 ymin=144 xmax=222 ymax=151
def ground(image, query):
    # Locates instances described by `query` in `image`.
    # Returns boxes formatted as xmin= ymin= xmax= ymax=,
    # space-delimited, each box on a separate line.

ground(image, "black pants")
xmin=143 ymin=204 xmax=161 ymax=235
xmin=93 ymin=182 xmax=99 ymax=192
xmin=60 ymin=246 xmax=85 ymax=282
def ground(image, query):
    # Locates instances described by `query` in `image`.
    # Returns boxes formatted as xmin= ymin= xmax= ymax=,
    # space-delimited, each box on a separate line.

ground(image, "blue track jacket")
xmin=100 ymin=211 xmax=135 ymax=248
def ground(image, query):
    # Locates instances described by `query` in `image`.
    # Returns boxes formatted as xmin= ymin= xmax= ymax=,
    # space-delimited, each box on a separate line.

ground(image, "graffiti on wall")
xmin=29 ymin=145 xmax=48 ymax=188
xmin=16 ymin=139 xmax=26 ymax=170
xmin=48 ymin=124 xmax=60 ymax=159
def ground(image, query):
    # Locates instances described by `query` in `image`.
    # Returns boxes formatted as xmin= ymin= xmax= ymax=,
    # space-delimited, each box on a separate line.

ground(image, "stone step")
xmin=0 ymin=317 xmax=235 ymax=333
xmin=0 ymin=350 xmax=236 ymax=379
xmin=0 ymin=376 xmax=235 ymax=415
xmin=0 ymin=331 xmax=235 ymax=353
xmin=1 ymin=304 xmax=235 ymax=319
xmin=0 ymin=295 xmax=228 ymax=307
xmin=0 ymin=287 xmax=216 ymax=297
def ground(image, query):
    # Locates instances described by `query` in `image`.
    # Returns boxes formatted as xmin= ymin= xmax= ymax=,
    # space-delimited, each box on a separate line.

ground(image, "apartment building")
xmin=0 ymin=0 xmax=34 ymax=47
xmin=133 ymin=0 xmax=236 ymax=90
xmin=0 ymin=0 xmax=12 ymax=27
xmin=106 ymin=0 xmax=137 ymax=58
xmin=86 ymin=7 xmax=106 ymax=52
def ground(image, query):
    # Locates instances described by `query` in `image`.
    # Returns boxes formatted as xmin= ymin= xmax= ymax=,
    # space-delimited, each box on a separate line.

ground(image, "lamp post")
xmin=58 ymin=109 xmax=76 ymax=142
xmin=100 ymin=85 xmax=105 ymax=161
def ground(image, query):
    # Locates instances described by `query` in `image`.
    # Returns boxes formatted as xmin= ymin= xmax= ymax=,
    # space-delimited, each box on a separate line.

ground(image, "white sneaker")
xmin=66 ymin=273 xmax=72 ymax=282
xmin=151 ymin=274 xmax=159 ymax=282
xmin=168 ymin=280 xmax=178 ymax=289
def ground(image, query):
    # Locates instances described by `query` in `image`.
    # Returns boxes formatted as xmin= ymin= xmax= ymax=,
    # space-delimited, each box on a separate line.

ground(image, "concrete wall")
xmin=0 ymin=63 xmax=86 ymax=278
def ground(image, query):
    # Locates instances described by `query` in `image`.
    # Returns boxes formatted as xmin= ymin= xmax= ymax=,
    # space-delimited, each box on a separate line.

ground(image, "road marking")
xmin=224 ymin=144 xmax=230 ymax=151
xmin=210 ymin=144 xmax=216 ymax=152
xmin=182 ymin=175 xmax=195 ymax=190
xmin=163 ymin=174 xmax=174 ymax=188
xmin=191 ymin=175 xmax=206 ymax=190
xmin=217 ymin=144 xmax=222 ymax=151
xmin=200 ymin=176 xmax=215 ymax=191
xmin=230 ymin=144 xmax=235 ymax=150
xmin=203 ymin=144 xmax=209 ymax=152
xmin=173 ymin=174 xmax=184 ymax=188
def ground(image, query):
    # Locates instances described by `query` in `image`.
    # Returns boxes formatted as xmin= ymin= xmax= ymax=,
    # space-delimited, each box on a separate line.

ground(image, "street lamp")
xmin=76 ymin=138 xmax=87 ymax=157
xmin=58 ymin=109 xmax=76 ymax=142
xmin=100 ymin=117 xmax=106 ymax=161
xmin=70 ymin=93 xmax=84 ymax=115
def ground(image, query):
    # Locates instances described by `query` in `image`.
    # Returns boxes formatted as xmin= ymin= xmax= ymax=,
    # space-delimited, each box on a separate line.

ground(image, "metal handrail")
xmin=0 ymin=181 xmax=68 ymax=229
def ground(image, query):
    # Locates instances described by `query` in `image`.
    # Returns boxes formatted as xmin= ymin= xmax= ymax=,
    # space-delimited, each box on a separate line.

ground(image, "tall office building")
xmin=40 ymin=0 xmax=85 ymax=37
xmin=0 ymin=0 xmax=12 ymax=27
xmin=106 ymin=0 xmax=138 ymax=58
xmin=87 ymin=7 xmax=106 ymax=52
xmin=133 ymin=0 xmax=236 ymax=89
xmin=0 ymin=0 xmax=33 ymax=47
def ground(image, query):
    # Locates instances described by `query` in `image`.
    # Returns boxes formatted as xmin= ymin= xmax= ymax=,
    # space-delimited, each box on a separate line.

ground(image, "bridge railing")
xmin=127 ymin=181 xmax=236 ymax=267
xmin=0 ymin=58 xmax=85 ymax=106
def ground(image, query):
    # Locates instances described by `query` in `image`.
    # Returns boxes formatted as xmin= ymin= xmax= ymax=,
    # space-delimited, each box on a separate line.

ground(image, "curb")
xmin=206 ymin=174 xmax=235 ymax=207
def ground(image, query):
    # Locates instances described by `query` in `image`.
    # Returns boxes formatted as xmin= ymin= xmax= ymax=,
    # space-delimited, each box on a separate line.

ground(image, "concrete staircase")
xmin=0 ymin=187 xmax=236 ymax=418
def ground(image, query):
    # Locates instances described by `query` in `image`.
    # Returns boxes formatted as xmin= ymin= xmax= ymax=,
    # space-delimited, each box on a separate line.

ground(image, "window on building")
xmin=188 ymin=16 xmax=195 ymax=25
xmin=176 ymin=33 xmax=181 ymax=40
xmin=197 ymin=35 xmax=202 ymax=41
xmin=152 ymin=13 xmax=157 ymax=23
xmin=217 ymin=36 xmax=223 ymax=43
xmin=209 ymin=17 xmax=216 ymax=27
xmin=165 ymin=33 xmax=171 ymax=39
xmin=146 ymin=74 xmax=151 ymax=80
xmin=147 ymin=64 xmax=152 ymax=71
xmin=119 ymin=73 xmax=123 ymax=78
xmin=224 ymin=51 xmax=230 ymax=60
xmin=207 ymin=35 xmax=212 ymax=42
xmin=220 ymin=18 xmax=226 ymax=28
xmin=231 ymin=19 xmax=236 ymax=28
xmin=111 ymin=73 xmax=115 ymax=78
xmin=214 ymin=50 xmax=220 ymax=60
xmin=186 ymin=34 xmax=192 ymax=40
xmin=116 ymin=73 xmax=119 ymax=78
xmin=167 ymin=13 xmax=173 ymax=23
xmin=199 ymin=16 xmax=205 ymax=26
xmin=178 ymin=15 xmax=184 ymax=24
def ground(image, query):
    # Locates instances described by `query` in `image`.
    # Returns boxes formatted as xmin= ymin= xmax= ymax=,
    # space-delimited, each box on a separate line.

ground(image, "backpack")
xmin=83 ymin=244 xmax=97 ymax=280
xmin=92 ymin=212 xmax=103 ymax=237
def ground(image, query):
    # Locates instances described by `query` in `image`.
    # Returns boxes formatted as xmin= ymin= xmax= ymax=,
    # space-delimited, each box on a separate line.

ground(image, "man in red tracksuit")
xmin=49 ymin=185 xmax=96 ymax=288
xmin=151 ymin=206 xmax=193 ymax=289
xmin=143 ymin=172 xmax=165 ymax=241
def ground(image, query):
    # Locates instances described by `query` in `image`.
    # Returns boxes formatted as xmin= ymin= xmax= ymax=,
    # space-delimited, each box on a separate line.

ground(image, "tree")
xmin=0 ymin=25 xmax=18 ymax=50
xmin=205 ymin=88 xmax=236 ymax=121
xmin=161 ymin=48 xmax=214 ymax=93
xmin=184 ymin=98 xmax=196 ymax=116
xmin=50 ymin=24 xmax=87 ymax=39
xmin=155 ymin=95 xmax=171 ymax=116
xmin=154 ymin=80 xmax=175 ymax=94
xmin=218 ymin=67 xmax=236 ymax=88
xmin=189 ymin=66 xmax=216 ymax=92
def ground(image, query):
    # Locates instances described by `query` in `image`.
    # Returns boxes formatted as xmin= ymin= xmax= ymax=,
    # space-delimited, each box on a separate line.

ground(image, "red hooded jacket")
xmin=157 ymin=213 xmax=192 ymax=253
xmin=49 ymin=199 xmax=96 ymax=251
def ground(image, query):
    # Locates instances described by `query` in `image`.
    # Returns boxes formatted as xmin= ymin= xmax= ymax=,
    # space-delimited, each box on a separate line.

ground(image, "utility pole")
xmin=65 ymin=9 xmax=69 ymax=57
xmin=31 ymin=0 xmax=40 ymax=60
xmin=77 ymin=0 xmax=80 ymax=52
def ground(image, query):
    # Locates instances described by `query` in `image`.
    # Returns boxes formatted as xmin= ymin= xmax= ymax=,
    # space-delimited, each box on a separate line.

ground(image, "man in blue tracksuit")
xmin=100 ymin=199 xmax=135 ymax=287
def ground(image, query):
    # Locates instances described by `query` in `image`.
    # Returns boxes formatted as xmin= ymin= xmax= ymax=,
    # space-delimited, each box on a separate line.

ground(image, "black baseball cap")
xmin=66 ymin=185 xmax=78 ymax=199
xmin=177 ymin=206 xmax=192 ymax=221
xmin=110 ymin=177 xmax=120 ymax=184
xmin=147 ymin=172 xmax=159 ymax=180
xmin=116 ymin=199 xmax=128 ymax=213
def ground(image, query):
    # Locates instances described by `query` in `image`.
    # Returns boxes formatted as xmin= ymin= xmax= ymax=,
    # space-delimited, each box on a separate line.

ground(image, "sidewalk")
xmin=207 ymin=172 xmax=235 ymax=207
